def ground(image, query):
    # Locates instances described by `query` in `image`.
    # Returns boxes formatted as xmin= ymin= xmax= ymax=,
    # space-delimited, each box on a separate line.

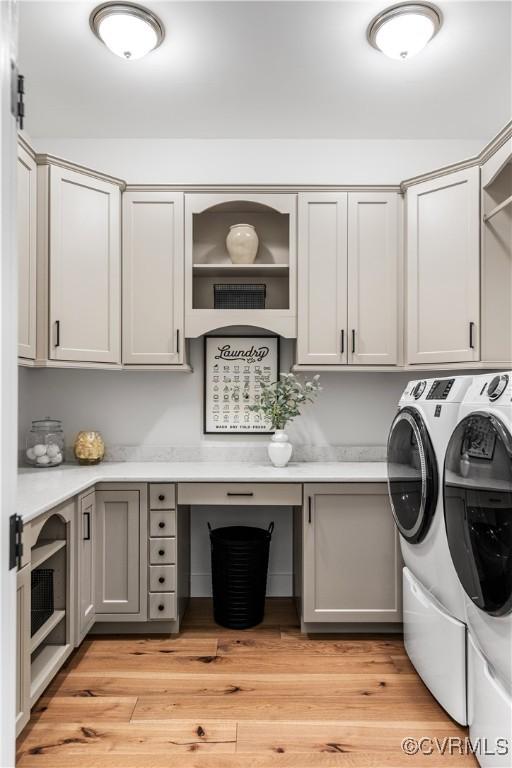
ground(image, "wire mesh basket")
xmin=31 ymin=568 xmax=54 ymax=636
xmin=214 ymin=283 xmax=266 ymax=310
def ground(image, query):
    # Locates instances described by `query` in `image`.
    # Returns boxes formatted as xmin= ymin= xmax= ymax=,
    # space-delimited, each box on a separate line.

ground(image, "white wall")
xmin=18 ymin=339 xmax=412 ymax=451
xmin=32 ymin=137 xmax=484 ymax=185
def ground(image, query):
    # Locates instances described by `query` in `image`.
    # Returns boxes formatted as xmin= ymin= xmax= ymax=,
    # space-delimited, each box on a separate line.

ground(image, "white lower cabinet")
xmin=16 ymin=565 xmax=31 ymax=737
xmin=95 ymin=485 xmax=147 ymax=620
xmin=76 ymin=490 xmax=96 ymax=644
xmin=302 ymin=484 xmax=402 ymax=624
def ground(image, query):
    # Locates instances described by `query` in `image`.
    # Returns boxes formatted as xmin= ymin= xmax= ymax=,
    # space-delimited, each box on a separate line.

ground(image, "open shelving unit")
xmin=29 ymin=513 xmax=72 ymax=705
xmin=185 ymin=193 xmax=297 ymax=338
xmin=481 ymin=144 xmax=512 ymax=363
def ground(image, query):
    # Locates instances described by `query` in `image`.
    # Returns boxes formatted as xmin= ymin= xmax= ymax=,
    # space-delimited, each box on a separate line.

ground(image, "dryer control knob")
xmin=413 ymin=381 xmax=426 ymax=399
xmin=488 ymin=374 xmax=508 ymax=401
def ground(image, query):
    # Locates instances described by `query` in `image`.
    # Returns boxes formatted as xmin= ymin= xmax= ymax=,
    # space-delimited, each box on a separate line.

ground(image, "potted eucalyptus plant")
xmin=250 ymin=373 xmax=322 ymax=467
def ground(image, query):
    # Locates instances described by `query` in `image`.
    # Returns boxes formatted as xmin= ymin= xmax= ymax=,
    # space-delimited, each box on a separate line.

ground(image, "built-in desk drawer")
xmin=149 ymin=592 xmax=176 ymax=620
xmin=149 ymin=565 xmax=176 ymax=592
xmin=149 ymin=538 xmax=176 ymax=564
xmin=149 ymin=483 xmax=175 ymax=510
xmin=150 ymin=509 xmax=176 ymax=537
xmin=178 ymin=482 xmax=302 ymax=506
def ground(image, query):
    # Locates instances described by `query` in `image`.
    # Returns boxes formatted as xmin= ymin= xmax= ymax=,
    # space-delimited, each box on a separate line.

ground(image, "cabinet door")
xmin=348 ymin=192 xmax=400 ymax=365
xmin=407 ymin=167 xmax=480 ymax=365
xmin=49 ymin=166 xmax=121 ymax=363
xmin=303 ymin=484 xmax=402 ymax=623
xmin=123 ymin=192 xmax=184 ymax=365
xmin=95 ymin=489 xmax=143 ymax=616
xmin=77 ymin=491 xmax=95 ymax=643
xmin=17 ymin=145 xmax=37 ymax=360
xmin=16 ymin=565 xmax=31 ymax=736
xmin=297 ymin=193 xmax=348 ymax=364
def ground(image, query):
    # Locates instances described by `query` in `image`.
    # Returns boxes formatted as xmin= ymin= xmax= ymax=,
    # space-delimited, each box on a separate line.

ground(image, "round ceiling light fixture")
xmin=367 ymin=2 xmax=442 ymax=60
xmin=90 ymin=2 xmax=165 ymax=60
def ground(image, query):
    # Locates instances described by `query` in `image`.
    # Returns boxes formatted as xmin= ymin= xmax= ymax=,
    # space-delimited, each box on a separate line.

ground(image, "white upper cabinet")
xmin=17 ymin=145 xmax=37 ymax=360
xmin=48 ymin=166 xmax=121 ymax=364
xmin=406 ymin=167 xmax=480 ymax=365
xmin=348 ymin=192 xmax=400 ymax=365
xmin=123 ymin=191 xmax=184 ymax=366
xmin=297 ymin=193 xmax=348 ymax=365
xmin=297 ymin=191 xmax=400 ymax=366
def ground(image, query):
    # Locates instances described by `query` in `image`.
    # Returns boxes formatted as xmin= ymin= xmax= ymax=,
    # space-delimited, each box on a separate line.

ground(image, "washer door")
xmin=387 ymin=407 xmax=438 ymax=544
xmin=444 ymin=412 xmax=512 ymax=617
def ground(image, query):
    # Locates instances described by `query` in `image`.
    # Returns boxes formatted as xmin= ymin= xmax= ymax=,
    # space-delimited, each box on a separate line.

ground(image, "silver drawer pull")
xmin=226 ymin=492 xmax=254 ymax=497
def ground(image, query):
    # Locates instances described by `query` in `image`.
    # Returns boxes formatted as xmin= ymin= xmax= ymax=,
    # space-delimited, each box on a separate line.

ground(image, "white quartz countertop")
xmin=18 ymin=461 xmax=388 ymax=523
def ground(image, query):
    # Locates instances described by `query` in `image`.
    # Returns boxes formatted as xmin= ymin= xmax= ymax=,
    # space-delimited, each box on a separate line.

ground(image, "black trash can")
xmin=208 ymin=522 xmax=274 ymax=629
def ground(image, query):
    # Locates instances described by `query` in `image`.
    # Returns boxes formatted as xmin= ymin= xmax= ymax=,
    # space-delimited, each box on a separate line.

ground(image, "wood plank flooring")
xmin=17 ymin=598 xmax=477 ymax=767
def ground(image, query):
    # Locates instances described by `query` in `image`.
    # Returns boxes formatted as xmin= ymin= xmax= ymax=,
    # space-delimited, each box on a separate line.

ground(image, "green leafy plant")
xmin=249 ymin=373 xmax=322 ymax=430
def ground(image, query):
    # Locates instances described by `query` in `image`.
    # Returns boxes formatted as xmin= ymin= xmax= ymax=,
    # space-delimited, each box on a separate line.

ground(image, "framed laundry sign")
xmin=203 ymin=335 xmax=280 ymax=434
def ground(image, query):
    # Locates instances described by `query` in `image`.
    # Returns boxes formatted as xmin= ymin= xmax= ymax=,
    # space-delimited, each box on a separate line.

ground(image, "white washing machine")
xmin=387 ymin=375 xmax=473 ymax=725
xmin=444 ymin=372 xmax=512 ymax=767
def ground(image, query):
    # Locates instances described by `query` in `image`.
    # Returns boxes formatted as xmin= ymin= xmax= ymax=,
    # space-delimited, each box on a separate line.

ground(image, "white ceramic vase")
xmin=226 ymin=223 xmax=259 ymax=264
xmin=268 ymin=430 xmax=293 ymax=468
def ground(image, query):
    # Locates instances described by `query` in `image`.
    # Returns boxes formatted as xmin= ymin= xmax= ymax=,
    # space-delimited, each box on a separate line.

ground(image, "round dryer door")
xmin=444 ymin=412 xmax=512 ymax=617
xmin=387 ymin=407 xmax=438 ymax=544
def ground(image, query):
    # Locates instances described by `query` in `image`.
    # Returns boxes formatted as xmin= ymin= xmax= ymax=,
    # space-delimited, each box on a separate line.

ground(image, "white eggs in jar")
xmin=26 ymin=418 xmax=65 ymax=467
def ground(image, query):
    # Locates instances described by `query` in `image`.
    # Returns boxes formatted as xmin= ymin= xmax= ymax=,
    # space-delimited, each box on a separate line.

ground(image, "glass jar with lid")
xmin=25 ymin=418 xmax=65 ymax=467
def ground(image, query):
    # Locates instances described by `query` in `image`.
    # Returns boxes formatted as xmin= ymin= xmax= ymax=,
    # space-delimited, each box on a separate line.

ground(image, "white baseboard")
xmin=191 ymin=572 xmax=293 ymax=597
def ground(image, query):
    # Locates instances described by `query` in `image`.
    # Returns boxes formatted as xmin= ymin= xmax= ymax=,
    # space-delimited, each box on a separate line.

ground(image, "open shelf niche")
xmin=481 ymin=149 xmax=512 ymax=363
xmin=185 ymin=193 xmax=297 ymax=338
xmin=29 ymin=513 xmax=71 ymax=704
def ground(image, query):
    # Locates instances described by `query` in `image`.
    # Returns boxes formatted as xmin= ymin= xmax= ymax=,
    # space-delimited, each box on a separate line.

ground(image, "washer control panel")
xmin=426 ymin=378 xmax=455 ymax=401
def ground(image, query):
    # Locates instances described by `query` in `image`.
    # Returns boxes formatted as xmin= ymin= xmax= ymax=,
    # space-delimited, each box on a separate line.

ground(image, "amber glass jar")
xmin=73 ymin=431 xmax=105 ymax=465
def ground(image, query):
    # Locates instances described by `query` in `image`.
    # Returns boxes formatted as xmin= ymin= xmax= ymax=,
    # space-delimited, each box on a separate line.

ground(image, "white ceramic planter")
xmin=226 ymin=223 xmax=259 ymax=264
xmin=267 ymin=430 xmax=293 ymax=468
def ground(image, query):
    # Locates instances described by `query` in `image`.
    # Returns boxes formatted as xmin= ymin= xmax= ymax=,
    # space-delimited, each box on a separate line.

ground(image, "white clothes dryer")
xmin=387 ymin=375 xmax=473 ymax=724
xmin=443 ymin=372 xmax=512 ymax=767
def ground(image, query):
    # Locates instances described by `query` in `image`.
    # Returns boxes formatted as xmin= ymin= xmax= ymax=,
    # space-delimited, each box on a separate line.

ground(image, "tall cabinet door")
xmin=95 ymin=488 xmax=146 ymax=618
xmin=302 ymin=484 xmax=402 ymax=624
xmin=49 ymin=166 xmax=121 ymax=363
xmin=123 ymin=192 xmax=184 ymax=365
xmin=347 ymin=192 xmax=400 ymax=365
xmin=17 ymin=145 xmax=37 ymax=360
xmin=297 ymin=194 xmax=348 ymax=365
xmin=406 ymin=167 xmax=480 ymax=365
xmin=77 ymin=490 xmax=96 ymax=643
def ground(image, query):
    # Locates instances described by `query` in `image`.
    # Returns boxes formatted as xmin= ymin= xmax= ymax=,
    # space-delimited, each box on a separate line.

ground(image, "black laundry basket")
xmin=208 ymin=522 xmax=274 ymax=629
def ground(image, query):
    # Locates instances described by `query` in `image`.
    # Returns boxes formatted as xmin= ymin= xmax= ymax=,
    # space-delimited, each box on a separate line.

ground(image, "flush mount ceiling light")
xmin=367 ymin=2 xmax=442 ymax=60
xmin=90 ymin=2 xmax=165 ymax=60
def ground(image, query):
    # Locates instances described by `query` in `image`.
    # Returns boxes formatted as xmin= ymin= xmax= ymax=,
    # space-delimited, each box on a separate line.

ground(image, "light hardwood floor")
xmin=17 ymin=598 xmax=477 ymax=767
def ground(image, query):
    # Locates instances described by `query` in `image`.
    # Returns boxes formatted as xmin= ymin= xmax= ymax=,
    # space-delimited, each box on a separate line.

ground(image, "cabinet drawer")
xmin=149 ymin=538 xmax=176 ymax=565
xmin=149 ymin=565 xmax=176 ymax=592
xmin=178 ymin=483 xmax=302 ymax=506
xmin=149 ymin=483 xmax=175 ymax=509
xmin=150 ymin=510 xmax=176 ymax=537
xmin=149 ymin=592 xmax=176 ymax=620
